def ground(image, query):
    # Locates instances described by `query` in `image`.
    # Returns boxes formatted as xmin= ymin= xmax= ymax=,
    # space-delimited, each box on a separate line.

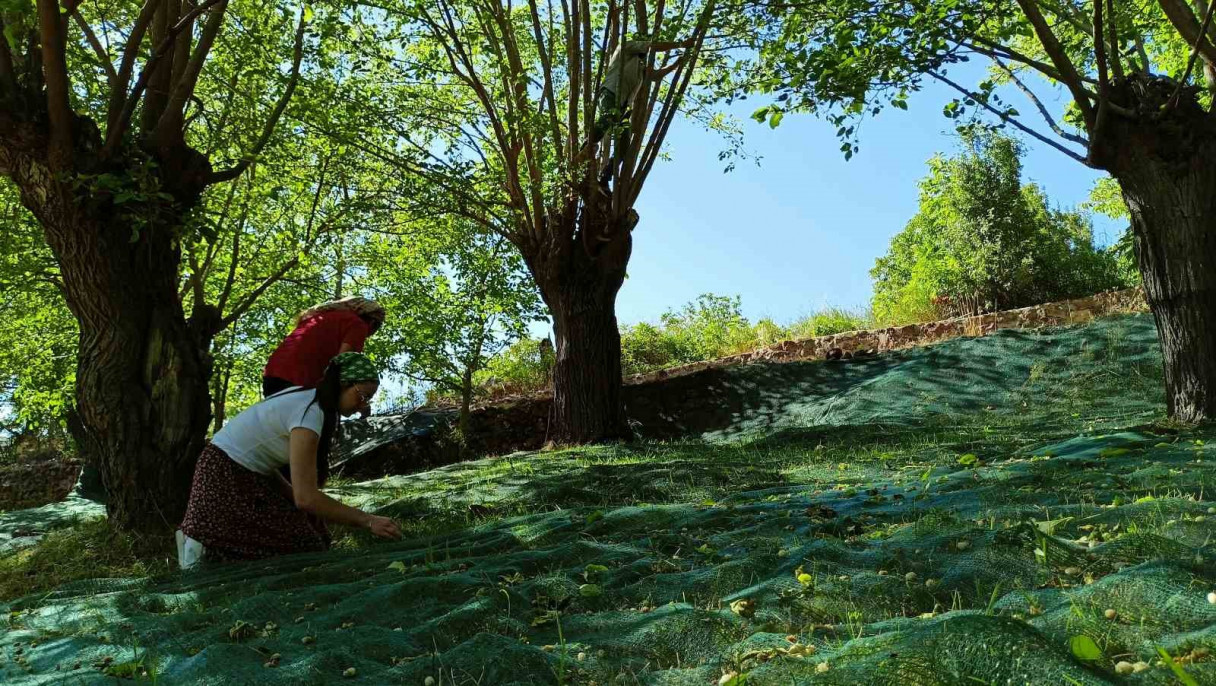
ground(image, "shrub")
xmin=788 ymin=307 xmax=873 ymax=339
xmin=871 ymin=129 xmax=1132 ymax=326
xmin=470 ymin=337 xmax=552 ymax=392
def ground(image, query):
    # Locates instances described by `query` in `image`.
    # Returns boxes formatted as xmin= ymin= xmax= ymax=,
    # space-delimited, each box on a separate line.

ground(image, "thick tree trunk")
xmin=5 ymin=130 xmax=214 ymax=532
xmin=70 ymin=294 xmax=213 ymax=531
xmin=459 ymin=371 xmax=473 ymax=441
xmin=526 ymin=210 xmax=633 ymax=444
xmin=1102 ymin=79 xmax=1216 ymax=422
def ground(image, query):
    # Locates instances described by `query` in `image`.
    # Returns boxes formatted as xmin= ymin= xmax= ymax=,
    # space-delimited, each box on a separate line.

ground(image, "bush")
xmin=620 ymin=321 xmax=685 ymax=376
xmin=473 ymin=296 xmax=877 ymax=392
xmin=469 ymin=337 xmax=552 ymax=392
xmin=788 ymin=307 xmax=873 ymax=339
xmin=871 ymin=129 xmax=1132 ymax=326
xmin=752 ymin=318 xmax=789 ymax=347
xmin=659 ymin=294 xmax=757 ymax=361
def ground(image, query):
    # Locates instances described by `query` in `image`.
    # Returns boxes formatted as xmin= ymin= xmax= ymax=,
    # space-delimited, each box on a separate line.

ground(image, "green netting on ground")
xmin=3 ymin=314 xmax=1216 ymax=685
xmin=0 ymin=496 xmax=104 ymax=555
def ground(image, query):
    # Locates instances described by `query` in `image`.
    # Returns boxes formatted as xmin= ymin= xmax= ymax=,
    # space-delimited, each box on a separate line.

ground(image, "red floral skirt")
xmin=179 ymin=444 xmax=330 ymax=562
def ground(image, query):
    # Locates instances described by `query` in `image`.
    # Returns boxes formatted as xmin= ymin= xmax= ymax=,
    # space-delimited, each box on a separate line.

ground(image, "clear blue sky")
xmin=609 ymin=72 xmax=1122 ymax=329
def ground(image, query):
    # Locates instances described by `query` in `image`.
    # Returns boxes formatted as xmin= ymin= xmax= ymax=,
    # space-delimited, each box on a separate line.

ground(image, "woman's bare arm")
xmin=287 ymin=429 xmax=376 ymax=528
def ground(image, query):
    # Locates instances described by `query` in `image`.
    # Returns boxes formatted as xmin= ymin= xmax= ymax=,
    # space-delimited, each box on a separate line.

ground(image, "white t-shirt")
xmin=211 ymin=388 xmax=325 ymax=475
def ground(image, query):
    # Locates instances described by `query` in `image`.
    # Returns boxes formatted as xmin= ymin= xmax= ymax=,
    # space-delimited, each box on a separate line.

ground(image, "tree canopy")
xmin=871 ymin=129 xmax=1130 ymax=324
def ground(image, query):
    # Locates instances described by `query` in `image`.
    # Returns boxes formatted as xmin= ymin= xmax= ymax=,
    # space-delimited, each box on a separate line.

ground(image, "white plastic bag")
xmin=175 ymin=529 xmax=205 ymax=570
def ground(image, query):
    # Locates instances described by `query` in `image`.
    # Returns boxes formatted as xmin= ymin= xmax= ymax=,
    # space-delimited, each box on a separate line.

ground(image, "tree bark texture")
xmin=2 ymin=111 xmax=215 ymax=531
xmin=1100 ymin=77 xmax=1216 ymax=422
xmin=524 ymin=206 xmax=633 ymax=443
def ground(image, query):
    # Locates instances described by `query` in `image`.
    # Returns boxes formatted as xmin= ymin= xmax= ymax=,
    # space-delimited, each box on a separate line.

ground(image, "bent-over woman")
xmin=262 ymin=297 xmax=386 ymax=399
xmin=177 ymin=352 xmax=400 ymax=566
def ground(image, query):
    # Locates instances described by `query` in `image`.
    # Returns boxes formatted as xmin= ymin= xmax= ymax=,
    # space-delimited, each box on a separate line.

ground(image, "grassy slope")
xmin=2 ymin=314 xmax=1214 ymax=685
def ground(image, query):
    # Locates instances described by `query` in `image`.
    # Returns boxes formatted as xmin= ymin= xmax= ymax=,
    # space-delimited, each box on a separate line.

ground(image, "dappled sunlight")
xmin=3 ymin=315 xmax=1216 ymax=684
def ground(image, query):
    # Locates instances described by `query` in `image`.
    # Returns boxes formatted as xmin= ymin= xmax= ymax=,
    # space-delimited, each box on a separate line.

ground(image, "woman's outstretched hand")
xmin=366 ymin=515 xmax=402 ymax=539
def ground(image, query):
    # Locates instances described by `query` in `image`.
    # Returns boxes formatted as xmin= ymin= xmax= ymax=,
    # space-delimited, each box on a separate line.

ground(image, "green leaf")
xmin=1157 ymin=647 xmax=1199 ymax=686
xmin=387 ymin=561 xmax=406 ymax=572
xmin=578 ymin=584 xmax=602 ymax=598
xmin=1034 ymin=517 xmax=1073 ymax=535
xmin=585 ymin=510 xmax=603 ymax=525
xmin=957 ymin=453 xmax=977 ymax=466
xmin=303 ymin=5 xmax=314 ymax=21
xmin=768 ymin=110 xmax=784 ymax=129
xmin=584 ymin=564 xmax=609 ymax=575
xmin=1068 ymin=635 xmax=1102 ymax=662
xmin=797 ymin=573 xmax=813 ymax=586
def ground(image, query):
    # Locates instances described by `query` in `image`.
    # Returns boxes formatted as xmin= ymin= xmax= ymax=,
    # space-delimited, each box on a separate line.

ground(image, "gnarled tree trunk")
xmin=5 ymin=118 xmax=214 ymax=532
xmin=1101 ymin=79 xmax=1216 ymax=422
xmin=526 ymin=210 xmax=633 ymax=444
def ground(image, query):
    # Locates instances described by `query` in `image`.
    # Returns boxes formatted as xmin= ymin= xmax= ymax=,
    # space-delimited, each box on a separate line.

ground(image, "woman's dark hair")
xmin=277 ymin=361 xmax=343 ymax=486
xmin=306 ymin=361 xmax=343 ymax=486
xmin=361 ymin=313 xmax=384 ymax=335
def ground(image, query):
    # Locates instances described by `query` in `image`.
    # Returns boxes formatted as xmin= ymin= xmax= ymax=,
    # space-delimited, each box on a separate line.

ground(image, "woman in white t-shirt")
xmin=177 ymin=352 xmax=400 ymax=565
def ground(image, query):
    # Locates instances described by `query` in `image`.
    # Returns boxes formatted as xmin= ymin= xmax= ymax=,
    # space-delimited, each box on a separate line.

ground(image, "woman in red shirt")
xmin=262 ymin=297 xmax=386 ymax=407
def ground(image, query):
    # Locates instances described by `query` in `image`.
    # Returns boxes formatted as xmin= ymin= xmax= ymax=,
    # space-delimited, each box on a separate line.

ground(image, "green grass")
xmin=0 ymin=518 xmax=175 ymax=600
xmin=787 ymin=307 xmax=874 ymax=339
xmin=1 ymin=315 xmax=1212 ymax=685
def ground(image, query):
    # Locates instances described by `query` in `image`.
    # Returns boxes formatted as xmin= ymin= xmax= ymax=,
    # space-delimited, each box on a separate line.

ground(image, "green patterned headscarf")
xmin=332 ymin=352 xmax=380 ymax=384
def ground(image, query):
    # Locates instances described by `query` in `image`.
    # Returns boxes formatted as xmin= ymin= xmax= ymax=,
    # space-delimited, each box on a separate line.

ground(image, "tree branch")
xmin=561 ymin=0 xmax=579 ymax=168
xmin=631 ymin=0 xmax=714 ymax=204
xmin=582 ymin=0 xmax=595 ymax=147
xmin=1089 ymin=0 xmax=1113 ymax=161
xmin=416 ymin=2 xmax=522 ymax=221
xmin=207 ymin=8 xmax=306 ymax=184
xmin=1170 ymin=0 xmax=1216 ymax=105
xmin=186 ymin=244 xmax=206 ymax=305
xmin=483 ymin=0 xmax=546 ymax=239
xmin=1105 ymin=0 xmax=1124 ymax=80
xmin=929 ymin=70 xmax=1091 ymax=165
xmin=73 ymin=10 xmax=118 ymax=87
xmin=1014 ymin=0 xmax=1095 ymax=127
xmin=104 ymin=0 xmax=226 ymax=155
xmin=169 ymin=0 xmax=191 ymax=93
xmin=215 ymin=157 xmax=330 ymax=331
xmin=215 ymin=175 xmax=253 ymax=314
xmin=1134 ymin=34 xmax=1152 ymax=74
xmin=1094 ymin=0 xmax=1110 ymax=92
xmin=0 ymin=19 xmax=17 ymax=95
xmin=141 ymin=0 xmax=173 ymax=133
xmin=107 ymin=0 xmax=159 ymax=132
xmin=960 ymin=40 xmax=1095 ymax=86
xmin=218 ymin=257 xmax=298 ymax=330
xmin=994 ymin=60 xmax=1089 ymax=145
xmin=1159 ymin=0 xmax=1216 ymax=68
xmin=38 ymin=0 xmax=74 ymax=164
xmin=156 ymin=0 xmax=229 ymax=142
xmin=527 ymin=0 xmax=564 ymax=164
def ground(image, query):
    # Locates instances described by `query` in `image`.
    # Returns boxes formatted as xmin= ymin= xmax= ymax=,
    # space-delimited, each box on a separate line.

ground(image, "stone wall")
xmin=625 ymin=288 xmax=1148 ymax=386
xmin=395 ymin=288 xmax=1149 ymax=462
xmin=0 ymin=457 xmax=81 ymax=511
